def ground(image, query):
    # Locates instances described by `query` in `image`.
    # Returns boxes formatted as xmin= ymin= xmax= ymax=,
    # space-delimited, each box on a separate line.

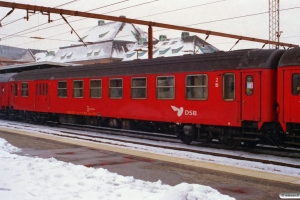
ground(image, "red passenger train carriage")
xmin=0 ymin=73 xmax=17 ymax=111
xmin=1 ymin=48 xmax=285 ymax=148
xmin=277 ymin=48 xmax=300 ymax=146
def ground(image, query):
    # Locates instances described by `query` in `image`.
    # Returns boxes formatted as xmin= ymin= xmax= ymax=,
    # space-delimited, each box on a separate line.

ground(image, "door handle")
xmin=242 ymin=100 xmax=245 ymax=106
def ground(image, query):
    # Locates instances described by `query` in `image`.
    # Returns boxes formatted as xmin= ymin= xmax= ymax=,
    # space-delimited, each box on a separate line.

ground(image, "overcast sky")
xmin=0 ymin=0 xmax=299 ymax=52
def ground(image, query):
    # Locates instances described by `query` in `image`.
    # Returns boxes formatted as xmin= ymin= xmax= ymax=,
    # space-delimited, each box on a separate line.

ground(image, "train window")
xmin=36 ymin=84 xmax=38 ymax=96
xmin=46 ymin=84 xmax=48 ymax=96
xmin=131 ymin=77 xmax=147 ymax=99
xmin=186 ymin=74 xmax=208 ymax=100
xmin=58 ymin=81 xmax=67 ymax=98
xmin=41 ymin=83 xmax=44 ymax=96
xmin=90 ymin=80 xmax=102 ymax=98
xmin=21 ymin=82 xmax=28 ymax=97
xmin=14 ymin=84 xmax=18 ymax=96
xmin=223 ymin=73 xmax=235 ymax=100
xmin=292 ymin=73 xmax=300 ymax=95
xmin=73 ymin=80 xmax=84 ymax=98
xmin=156 ymin=76 xmax=175 ymax=99
xmin=246 ymin=76 xmax=254 ymax=96
xmin=109 ymin=78 xmax=123 ymax=99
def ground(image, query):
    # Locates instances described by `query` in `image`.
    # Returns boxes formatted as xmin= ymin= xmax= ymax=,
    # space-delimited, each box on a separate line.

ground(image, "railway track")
xmin=54 ymin=122 xmax=300 ymax=158
xmin=1 ymin=120 xmax=300 ymax=170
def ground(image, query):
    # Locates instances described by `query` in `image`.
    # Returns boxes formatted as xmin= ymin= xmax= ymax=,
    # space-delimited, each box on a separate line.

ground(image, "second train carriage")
xmin=3 ymin=48 xmax=287 ymax=148
xmin=277 ymin=48 xmax=300 ymax=146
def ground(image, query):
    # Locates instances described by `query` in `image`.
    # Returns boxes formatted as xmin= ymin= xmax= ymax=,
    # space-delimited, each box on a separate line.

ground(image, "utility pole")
xmin=269 ymin=0 xmax=282 ymax=49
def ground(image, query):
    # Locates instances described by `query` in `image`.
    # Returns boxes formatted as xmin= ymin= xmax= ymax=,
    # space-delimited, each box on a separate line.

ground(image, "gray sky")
xmin=0 ymin=0 xmax=299 ymax=51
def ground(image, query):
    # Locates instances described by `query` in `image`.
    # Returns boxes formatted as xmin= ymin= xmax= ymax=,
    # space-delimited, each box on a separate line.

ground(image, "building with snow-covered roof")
xmin=51 ymin=19 xmax=155 ymax=65
xmin=122 ymin=32 xmax=220 ymax=61
xmin=0 ymin=45 xmax=48 ymax=66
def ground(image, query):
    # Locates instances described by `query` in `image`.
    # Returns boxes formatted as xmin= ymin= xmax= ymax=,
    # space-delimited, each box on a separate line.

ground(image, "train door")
xmin=283 ymin=70 xmax=300 ymax=123
xmin=9 ymin=83 xmax=17 ymax=107
xmin=241 ymin=72 xmax=261 ymax=121
xmin=0 ymin=84 xmax=3 ymax=108
xmin=35 ymin=82 xmax=49 ymax=111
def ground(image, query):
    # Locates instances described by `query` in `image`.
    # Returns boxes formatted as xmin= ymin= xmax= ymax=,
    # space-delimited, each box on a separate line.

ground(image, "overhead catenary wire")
xmin=0 ymin=0 xmax=81 ymax=27
xmin=0 ymin=0 xmax=155 ymax=42
xmin=2 ymin=2 xmax=299 ymax=49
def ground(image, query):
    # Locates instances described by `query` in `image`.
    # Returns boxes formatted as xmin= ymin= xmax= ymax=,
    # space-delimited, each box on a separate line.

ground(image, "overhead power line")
xmin=139 ymin=0 xmax=226 ymax=19
xmin=1 ymin=1 xmax=296 ymax=49
xmin=1 ymin=0 xmax=81 ymax=27
xmin=0 ymin=0 xmax=155 ymax=42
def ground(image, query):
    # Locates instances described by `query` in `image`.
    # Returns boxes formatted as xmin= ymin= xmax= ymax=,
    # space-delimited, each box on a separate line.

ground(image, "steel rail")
xmin=0 ymin=1 xmax=298 ymax=55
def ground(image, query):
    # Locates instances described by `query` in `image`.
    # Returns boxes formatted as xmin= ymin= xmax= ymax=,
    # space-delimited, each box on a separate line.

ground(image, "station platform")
xmin=0 ymin=127 xmax=299 ymax=200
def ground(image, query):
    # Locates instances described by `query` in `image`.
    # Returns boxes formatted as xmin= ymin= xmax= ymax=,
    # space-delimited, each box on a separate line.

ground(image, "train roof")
xmin=11 ymin=49 xmax=284 ymax=81
xmin=0 ymin=73 xmax=17 ymax=83
xmin=0 ymin=61 xmax=79 ymax=74
xmin=278 ymin=47 xmax=300 ymax=67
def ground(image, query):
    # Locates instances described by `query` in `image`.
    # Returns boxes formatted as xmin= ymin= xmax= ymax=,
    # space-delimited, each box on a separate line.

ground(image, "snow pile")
xmin=0 ymin=138 xmax=234 ymax=200
xmin=0 ymin=138 xmax=21 ymax=155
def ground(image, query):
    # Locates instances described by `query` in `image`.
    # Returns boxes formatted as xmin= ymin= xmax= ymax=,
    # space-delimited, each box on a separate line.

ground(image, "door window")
xmin=292 ymin=73 xmax=300 ymax=95
xmin=246 ymin=75 xmax=254 ymax=96
xmin=223 ymin=73 xmax=235 ymax=100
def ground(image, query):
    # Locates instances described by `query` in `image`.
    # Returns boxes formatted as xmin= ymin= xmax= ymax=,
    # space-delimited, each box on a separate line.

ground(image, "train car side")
xmin=277 ymin=48 xmax=300 ymax=146
xmin=7 ymin=49 xmax=288 ymax=148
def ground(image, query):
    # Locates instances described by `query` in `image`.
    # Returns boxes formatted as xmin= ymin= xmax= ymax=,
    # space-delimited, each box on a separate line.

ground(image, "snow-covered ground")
xmin=0 ymin=120 xmax=300 ymax=199
xmin=0 ymin=138 xmax=234 ymax=200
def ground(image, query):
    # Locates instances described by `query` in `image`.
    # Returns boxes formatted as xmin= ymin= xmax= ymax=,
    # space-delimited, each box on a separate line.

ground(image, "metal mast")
xmin=269 ymin=0 xmax=281 ymax=49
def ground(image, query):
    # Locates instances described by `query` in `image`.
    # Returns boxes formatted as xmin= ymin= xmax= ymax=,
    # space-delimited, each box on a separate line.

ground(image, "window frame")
xmin=185 ymin=74 xmax=208 ymax=100
xmin=90 ymin=79 xmax=102 ymax=98
xmin=58 ymin=81 xmax=68 ymax=98
xmin=156 ymin=76 xmax=175 ymax=100
xmin=21 ymin=82 xmax=28 ymax=97
xmin=131 ymin=77 xmax=147 ymax=99
xmin=73 ymin=80 xmax=84 ymax=98
xmin=223 ymin=73 xmax=235 ymax=101
xmin=109 ymin=78 xmax=123 ymax=99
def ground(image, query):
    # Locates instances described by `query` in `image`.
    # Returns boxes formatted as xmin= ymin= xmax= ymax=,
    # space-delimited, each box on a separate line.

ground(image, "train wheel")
xmin=220 ymin=134 xmax=239 ymax=149
xmin=179 ymin=133 xmax=193 ymax=145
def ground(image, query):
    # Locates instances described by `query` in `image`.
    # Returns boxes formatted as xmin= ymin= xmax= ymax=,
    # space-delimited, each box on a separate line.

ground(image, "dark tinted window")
xmin=292 ymin=73 xmax=300 ymax=95
xmin=109 ymin=79 xmax=123 ymax=98
xmin=58 ymin=81 xmax=67 ymax=98
xmin=131 ymin=78 xmax=147 ymax=99
xmin=186 ymin=75 xmax=208 ymax=100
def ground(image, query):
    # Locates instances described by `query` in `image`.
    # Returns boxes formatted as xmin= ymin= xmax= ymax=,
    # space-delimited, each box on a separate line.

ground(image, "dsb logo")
xmin=171 ymin=106 xmax=197 ymax=117
xmin=185 ymin=110 xmax=197 ymax=116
